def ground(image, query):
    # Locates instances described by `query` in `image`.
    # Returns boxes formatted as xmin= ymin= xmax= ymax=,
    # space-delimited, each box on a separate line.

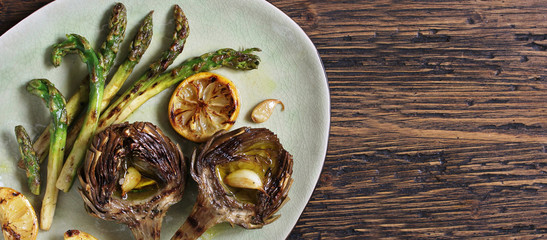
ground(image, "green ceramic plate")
xmin=0 ymin=0 xmax=329 ymax=239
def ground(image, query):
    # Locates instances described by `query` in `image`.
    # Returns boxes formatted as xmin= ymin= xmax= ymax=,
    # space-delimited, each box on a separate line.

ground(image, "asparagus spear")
xmin=97 ymin=48 xmax=261 ymax=131
xmin=148 ymin=5 xmax=189 ymax=77
xmin=98 ymin=2 xmax=127 ymax=71
xmin=26 ymin=79 xmax=68 ymax=231
xmin=22 ymin=3 xmax=127 ymax=166
xmin=14 ymin=126 xmax=41 ymax=196
xmin=52 ymin=34 xmax=105 ymax=193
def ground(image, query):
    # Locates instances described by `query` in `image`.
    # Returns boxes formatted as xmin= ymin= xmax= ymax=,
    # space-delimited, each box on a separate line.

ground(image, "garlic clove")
xmin=251 ymin=99 xmax=284 ymax=123
xmin=121 ymin=167 xmax=142 ymax=195
xmin=224 ymin=169 xmax=264 ymax=191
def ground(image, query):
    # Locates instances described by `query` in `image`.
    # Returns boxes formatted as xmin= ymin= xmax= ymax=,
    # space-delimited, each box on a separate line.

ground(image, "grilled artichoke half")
xmin=79 ymin=122 xmax=186 ymax=240
xmin=172 ymin=127 xmax=293 ymax=240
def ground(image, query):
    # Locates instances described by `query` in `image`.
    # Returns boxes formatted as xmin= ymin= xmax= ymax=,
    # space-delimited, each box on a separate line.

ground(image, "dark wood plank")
xmin=0 ymin=0 xmax=52 ymax=34
xmin=2 ymin=0 xmax=546 ymax=239
xmin=265 ymin=0 xmax=547 ymax=239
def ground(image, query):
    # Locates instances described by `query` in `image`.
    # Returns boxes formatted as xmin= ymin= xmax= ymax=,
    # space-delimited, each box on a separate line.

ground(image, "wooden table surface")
xmin=2 ymin=0 xmax=546 ymax=239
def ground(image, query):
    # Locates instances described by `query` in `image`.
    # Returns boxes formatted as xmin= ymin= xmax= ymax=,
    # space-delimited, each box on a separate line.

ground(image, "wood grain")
xmin=0 ymin=0 xmax=51 ymax=34
xmin=265 ymin=0 xmax=547 ymax=239
xmin=2 ymin=0 xmax=546 ymax=239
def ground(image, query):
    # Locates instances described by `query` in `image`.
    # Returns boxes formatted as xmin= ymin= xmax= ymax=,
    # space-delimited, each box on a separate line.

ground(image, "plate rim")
xmin=259 ymin=1 xmax=332 ymax=238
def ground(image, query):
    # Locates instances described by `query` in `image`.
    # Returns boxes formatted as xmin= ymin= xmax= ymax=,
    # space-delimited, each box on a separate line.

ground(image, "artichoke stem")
xmin=129 ymin=215 xmax=164 ymax=240
xmin=171 ymin=196 xmax=222 ymax=240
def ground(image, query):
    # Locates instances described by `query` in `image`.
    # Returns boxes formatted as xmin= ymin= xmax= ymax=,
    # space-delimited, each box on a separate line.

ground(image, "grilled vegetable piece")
xmin=26 ymin=78 xmax=68 ymax=230
xmin=79 ymin=122 xmax=186 ymax=240
xmin=24 ymin=3 xmax=127 ymax=166
xmin=14 ymin=125 xmax=41 ymax=195
xmin=147 ymin=4 xmax=189 ymax=77
xmin=172 ymin=127 xmax=293 ymax=240
xmin=52 ymin=34 xmax=105 ymax=193
xmin=98 ymin=2 xmax=128 ymax=71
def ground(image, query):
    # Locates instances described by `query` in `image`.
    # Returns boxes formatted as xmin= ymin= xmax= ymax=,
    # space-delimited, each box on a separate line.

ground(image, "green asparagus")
xmin=14 ymin=126 xmax=41 ymax=196
xmin=98 ymin=2 xmax=127 ymax=71
xmin=52 ymin=34 xmax=105 ymax=193
xmin=97 ymin=48 xmax=261 ymax=131
xmin=147 ymin=5 xmax=189 ymax=77
xmin=26 ymin=79 xmax=67 ymax=231
xmin=23 ymin=3 xmax=127 ymax=166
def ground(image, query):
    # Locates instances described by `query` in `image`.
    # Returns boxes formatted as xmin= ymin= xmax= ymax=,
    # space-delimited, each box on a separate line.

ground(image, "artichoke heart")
xmin=172 ymin=127 xmax=293 ymax=240
xmin=78 ymin=122 xmax=186 ymax=240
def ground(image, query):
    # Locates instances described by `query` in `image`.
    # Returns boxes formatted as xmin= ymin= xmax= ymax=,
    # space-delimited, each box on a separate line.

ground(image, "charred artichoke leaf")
xmin=79 ymin=122 xmax=186 ymax=240
xmin=172 ymin=127 xmax=293 ymax=240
